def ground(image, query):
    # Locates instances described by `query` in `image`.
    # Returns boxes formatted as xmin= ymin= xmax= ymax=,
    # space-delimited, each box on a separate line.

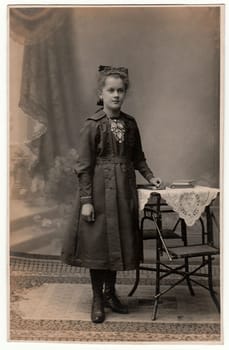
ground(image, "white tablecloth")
xmin=138 ymin=186 xmax=219 ymax=226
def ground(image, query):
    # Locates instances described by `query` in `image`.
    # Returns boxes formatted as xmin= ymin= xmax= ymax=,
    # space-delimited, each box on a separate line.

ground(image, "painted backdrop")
xmin=10 ymin=6 xmax=221 ymax=256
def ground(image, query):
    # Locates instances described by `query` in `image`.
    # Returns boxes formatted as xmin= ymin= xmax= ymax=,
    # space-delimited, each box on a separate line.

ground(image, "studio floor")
xmin=10 ymin=257 xmax=221 ymax=343
xmin=9 ymin=199 xmax=222 ymax=343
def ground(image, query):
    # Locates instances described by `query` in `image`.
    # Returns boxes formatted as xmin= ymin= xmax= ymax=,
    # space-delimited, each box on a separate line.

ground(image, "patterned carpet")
xmin=10 ymin=318 xmax=221 ymax=343
xmin=9 ymin=254 xmax=221 ymax=343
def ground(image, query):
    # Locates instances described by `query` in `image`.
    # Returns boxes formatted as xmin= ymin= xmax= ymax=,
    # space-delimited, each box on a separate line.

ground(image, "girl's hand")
xmin=149 ymin=177 xmax=162 ymax=188
xmin=81 ymin=203 xmax=95 ymax=222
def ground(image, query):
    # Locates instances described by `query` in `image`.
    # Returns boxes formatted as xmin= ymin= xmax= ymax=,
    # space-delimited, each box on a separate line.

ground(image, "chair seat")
xmin=167 ymin=244 xmax=219 ymax=258
xmin=143 ymin=229 xmax=180 ymax=240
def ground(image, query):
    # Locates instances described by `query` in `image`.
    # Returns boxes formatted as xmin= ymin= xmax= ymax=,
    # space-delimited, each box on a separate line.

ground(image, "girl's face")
xmin=100 ymin=76 xmax=126 ymax=111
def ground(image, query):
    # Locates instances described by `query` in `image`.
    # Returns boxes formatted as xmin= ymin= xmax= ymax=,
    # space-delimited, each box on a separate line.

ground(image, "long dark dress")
xmin=61 ymin=108 xmax=154 ymax=270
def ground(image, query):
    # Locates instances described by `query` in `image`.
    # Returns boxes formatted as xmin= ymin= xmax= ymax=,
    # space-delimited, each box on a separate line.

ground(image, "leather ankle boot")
xmin=91 ymin=292 xmax=105 ymax=323
xmin=90 ymin=269 xmax=105 ymax=323
xmin=104 ymin=271 xmax=128 ymax=314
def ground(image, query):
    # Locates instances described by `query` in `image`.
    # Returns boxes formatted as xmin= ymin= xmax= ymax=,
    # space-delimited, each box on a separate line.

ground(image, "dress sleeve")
xmin=75 ymin=120 xmax=97 ymax=204
xmin=133 ymin=121 xmax=155 ymax=182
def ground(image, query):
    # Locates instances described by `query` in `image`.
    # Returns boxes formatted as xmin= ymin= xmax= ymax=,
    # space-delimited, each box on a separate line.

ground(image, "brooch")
xmin=110 ymin=119 xmax=125 ymax=143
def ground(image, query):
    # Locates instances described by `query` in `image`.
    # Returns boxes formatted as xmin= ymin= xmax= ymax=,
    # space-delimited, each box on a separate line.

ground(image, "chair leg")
xmin=152 ymin=297 xmax=159 ymax=321
xmin=208 ymin=256 xmax=220 ymax=312
xmin=128 ymin=268 xmax=140 ymax=296
xmin=152 ymin=238 xmax=161 ymax=321
xmin=185 ymin=257 xmax=195 ymax=296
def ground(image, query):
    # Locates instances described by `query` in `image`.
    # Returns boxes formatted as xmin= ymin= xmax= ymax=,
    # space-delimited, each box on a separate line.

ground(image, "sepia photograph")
xmin=8 ymin=3 xmax=223 ymax=344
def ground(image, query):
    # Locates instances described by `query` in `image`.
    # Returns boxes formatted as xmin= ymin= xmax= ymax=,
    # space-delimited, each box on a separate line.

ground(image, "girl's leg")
xmin=104 ymin=270 xmax=128 ymax=314
xmin=89 ymin=269 xmax=106 ymax=323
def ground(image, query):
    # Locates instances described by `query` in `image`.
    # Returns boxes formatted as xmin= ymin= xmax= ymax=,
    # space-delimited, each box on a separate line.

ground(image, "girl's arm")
xmin=75 ymin=120 xmax=97 ymax=205
xmin=133 ymin=121 xmax=162 ymax=187
xmin=133 ymin=121 xmax=155 ymax=182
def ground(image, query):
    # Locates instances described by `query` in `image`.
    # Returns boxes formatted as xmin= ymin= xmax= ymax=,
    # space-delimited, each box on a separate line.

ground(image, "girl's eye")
xmin=107 ymin=88 xmax=124 ymax=93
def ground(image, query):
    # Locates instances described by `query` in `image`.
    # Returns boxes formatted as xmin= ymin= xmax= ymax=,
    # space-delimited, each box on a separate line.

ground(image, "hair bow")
xmin=98 ymin=65 xmax=128 ymax=75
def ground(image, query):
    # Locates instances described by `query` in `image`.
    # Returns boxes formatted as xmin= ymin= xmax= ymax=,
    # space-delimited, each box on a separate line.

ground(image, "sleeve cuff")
xmin=80 ymin=196 xmax=93 ymax=204
xmin=145 ymin=174 xmax=155 ymax=182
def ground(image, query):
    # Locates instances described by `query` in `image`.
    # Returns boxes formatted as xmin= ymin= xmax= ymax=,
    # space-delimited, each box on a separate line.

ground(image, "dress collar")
xmin=88 ymin=108 xmax=134 ymax=121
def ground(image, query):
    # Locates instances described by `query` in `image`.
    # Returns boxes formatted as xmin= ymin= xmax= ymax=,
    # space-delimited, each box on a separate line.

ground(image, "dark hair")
xmin=96 ymin=68 xmax=130 ymax=106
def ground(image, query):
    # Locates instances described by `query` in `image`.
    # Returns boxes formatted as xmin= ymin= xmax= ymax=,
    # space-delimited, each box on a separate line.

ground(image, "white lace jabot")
xmin=138 ymin=186 xmax=219 ymax=226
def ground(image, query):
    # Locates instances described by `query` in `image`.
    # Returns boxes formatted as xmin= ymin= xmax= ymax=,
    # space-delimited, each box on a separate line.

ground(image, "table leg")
xmin=181 ymin=219 xmax=195 ymax=296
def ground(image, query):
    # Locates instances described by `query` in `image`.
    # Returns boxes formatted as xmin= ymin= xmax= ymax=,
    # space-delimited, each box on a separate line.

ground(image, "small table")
xmin=138 ymin=186 xmax=219 ymax=227
xmin=131 ymin=186 xmax=220 ymax=320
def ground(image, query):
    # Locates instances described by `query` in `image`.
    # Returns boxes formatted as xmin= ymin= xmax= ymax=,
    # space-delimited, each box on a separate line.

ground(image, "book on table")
xmin=170 ymin=180 xmax=196 ymax=189
xmin=137 ymin=181 xmax=196 ymax=190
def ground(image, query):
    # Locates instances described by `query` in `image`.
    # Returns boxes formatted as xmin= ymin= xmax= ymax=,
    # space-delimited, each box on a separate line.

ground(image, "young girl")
xmin=61 ymin=65 xmax=162 ymax=323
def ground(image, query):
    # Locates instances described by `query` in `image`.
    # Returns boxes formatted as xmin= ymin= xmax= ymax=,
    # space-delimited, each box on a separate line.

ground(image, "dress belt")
xmin=96 ymin=157 xmax=132 ymax=165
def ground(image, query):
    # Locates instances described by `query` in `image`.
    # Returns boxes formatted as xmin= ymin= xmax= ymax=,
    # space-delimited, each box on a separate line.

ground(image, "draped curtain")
xmin=10 ymin=8 xmax=79 ymax=177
